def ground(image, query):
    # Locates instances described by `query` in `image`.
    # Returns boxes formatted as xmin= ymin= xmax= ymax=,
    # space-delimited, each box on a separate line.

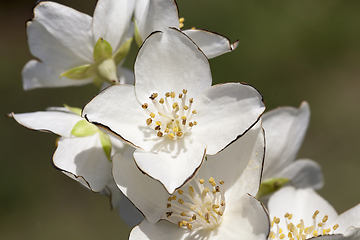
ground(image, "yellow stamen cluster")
xmin=142 ymin=89 xmax=198 ymax=141
xmin=179 ymin=17 xmax=185 ymax=28
xmin=164 ymin=176 xmax=226 ymax=231
xmin=269 ymin=210 xmax=339 ymax=240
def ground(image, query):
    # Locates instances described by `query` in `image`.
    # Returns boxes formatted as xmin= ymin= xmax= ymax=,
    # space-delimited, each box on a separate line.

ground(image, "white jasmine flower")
xmin=23 ymin=0 xmax=135 ymax=90
xmin=268 ymin=186 xmax=360 ymax=239
xmin=113 ymin=122 xmax=270 ymax=240
xmin=83 ymin=28 xmax=265 ymax=193
xmin=134 ymin=0 xmax=239 ymax=59
xmin=10 ymin=106 xmax=125 ymax=193
xmin=257 ymin=102 xmax=323 ymax=198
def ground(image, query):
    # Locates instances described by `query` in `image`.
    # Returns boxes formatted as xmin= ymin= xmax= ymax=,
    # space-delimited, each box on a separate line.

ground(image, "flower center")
xmin=269 ymin=210 xmax=339 ymax=240
xmin=164 ymin=176 xmax=226 ymax=231
xmin=142 ymin=89 xmax=198 ymax=141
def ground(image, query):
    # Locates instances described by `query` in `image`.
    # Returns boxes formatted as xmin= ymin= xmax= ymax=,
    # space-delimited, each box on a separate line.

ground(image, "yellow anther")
xmin=192 ymin=214 xmax=197 ymax=220
xmin=301 ymin=235 xmax=306 ymax=240
xmin=187 ymin=223 xmax=192 ymax=230
xmin=212 ymin=204 xmax=219 ymax=209
xmin=155 ymin=121 xmax=162 ymax=126
xmin=181 ymin=212 xmax=187 ymax=216
xmin=178 ymin=189 xmax=184 ymax=195
xmin=179 ymin=17 xmax=185 ymax=23
xmin=172 ymin=102 xmax=179 ymax=110
xmin=170 ymin=92 xmax=176 ymax=98
xmin=177 ymin=221 xmax=183 ymax=228
xmin=189 ymin=98 xmax=193 ymax=103
xmin=326 ymin=228 xmax=331 ymax=233
xmin=191 ymin=27 xmax=196 ymax=30
xmin=203 ymin=188 xmax=209 ymax=194
xmin=166 ymin=211 xmax=173 ymax=217
xmin=221 ymin=200 xmax=225 ymax=206
xmin=288 ymin=232 xmax=292 ymax=238
xmin=280 ymin=233 xmax=285 ymax=239
xmin=318 ymin=222 xmax=323 ymax=227
xmin=182 ymin=118 xmax=186 ymax=125
xmin=169 ymin=133 xmax=175 ymax=139
xmin=219 ymin=180 xmax=225 ymax=185
xmin=205 ymin=212 xmax=210 ymax=221
xmin=297 ymin=223 xmax=301 ymax=228
xmin=194 ymin=121 xmax=198 ymax=126
xmin=322 ymin=215 xmax=328 ymax=222
xmin=189 ymin=186 xmax=194 ymax=192
xmin=209 ymin=177 xmax=216 ymax=186
xmin=167 ymin=203 xmax=171 ymax=208
xmin=179 ymin=22 xmax=184 ymax=28
xmin=165 ymin=92 xmax=170 ymax=97
xmin=142 ymin=103 xmax=148 ymax=109
xmin=172 ymin=195 xmax=177 ymax=200
xmin=167 ymin=197 xmax=172 ymax=201
xmin=150 ymin=112 xmax=155 ymax=118
xmin=269 ymin=232 xmax=275 ymax=239
xmin=288 ymin=214 xmax=293 ymax=220
xmin=189 ymin=122 xmax=194 ymax=127
xmin=192 ymin=110 xmax=197 ymax=114
xmin=285 ymin=213 xmax=290 ymax=218
xmin=155 ymin=125 xmax=161 ymax=131
xmin=157 ymin=131 xmax=163 ymax=137
xmin=313 ymin=230 xmax=318 ymax=237
xmin=178 ymin=199 xmax=184 ymax=204
xmin=179 ymin=93 xmax=183 ymax=98
xmin=313 ymin=210 xmax=319 ymax=219
xmin=212 ymin=189 xmax=217 ymax=194
xmin=333 ymin=224 xmax=339 ymax=230
xmin=176 ymin=131 xmax=183 ymax=137
xmin=146 ymin=118 xmax=152 ymax=125
xmin=183 ymin=105 xmax=189 ymax=110
xmin=165 ymin=128 xmax=170 ymax=133
xmin=217 ymin=210 xmax=223 ymax=216
xmin=181 ymin=116 xmax=187 ymax=120
xmin=159 ymin=98 xmax=164 ymax=104
xmin=183 ymin=89 xmax=187 ymax=94
xmin=323 ymin=229 xmax=326 ymax=235
xmin=150 ymin=93 xmax=158 ymax=100
xmin=199 ymin=179 xmax=205 ymax=184
xmin=173 ymin=126 xmax=179 ymax=132
xmin=275 ymin=218 xmax=280 ymax=224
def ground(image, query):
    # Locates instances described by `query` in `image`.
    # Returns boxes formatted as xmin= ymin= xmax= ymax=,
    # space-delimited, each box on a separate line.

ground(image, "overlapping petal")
xmin=192 ymin=82 xmax=264 ymax=155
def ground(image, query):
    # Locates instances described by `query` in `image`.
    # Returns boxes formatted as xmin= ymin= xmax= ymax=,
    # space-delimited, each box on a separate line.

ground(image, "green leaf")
xmin=71 ymin=119 xmax=98 ymax=137
xmin=255 ymin=178 xmax=290 ymax=199
xmin=99 ymin=130 xmax=112 ymax=161
xmin=113 ymin=38 xmax=133 ymax=65
xmin=60 ymin=64 xmax=93 ymax=80
xmin=134 ymin=20 xmax=143 ymax=47
xmin=64 ymin=104 xmax=82 ymax=116
xmin=93 ymin=38 xmax=113 ymax=61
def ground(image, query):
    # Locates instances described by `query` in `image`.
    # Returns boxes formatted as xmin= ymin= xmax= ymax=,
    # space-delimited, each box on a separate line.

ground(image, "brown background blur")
xmin=1 ymin=0 xmax=360 ymax=239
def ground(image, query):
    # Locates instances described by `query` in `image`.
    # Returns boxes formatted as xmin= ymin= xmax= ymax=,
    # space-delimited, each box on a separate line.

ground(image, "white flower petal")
xmin=130 ymin=194 xmax=269 ymax=240
xmin=53 ymin=135 xmax=111 ymax=192
xmin=332 ymin=203 xmax=360 ymax=234
xmin=213 ymin=194 xmax=269 ymax=240
xmin=191 ymin=82 xmax=265 ymax=155
xmin=130 ymin=219 xmax=191 ymax=240
xmin=22 ymin=60 xmax=93 ymax=90
xmin=183 ymin=29 xmax=239 ymax=59
xmin=135 ymin=0 xmax=179 ymax=41
xmin=112 ymin=149 xmax=169 ymax=223
xmin=29 ymin=2 xmax=93 ymax=66
xmin=11 ymin=110 xmax=81 ymax=137
xmin=133 ymin=137 xmax=207 ymax=194
xmin=83 ymin=84 xmax=157 ymax=151
xmin=205 ymin=121 xmax=264 ymax=202
xmin=117 ymin=66 xmax=135 ymax=85
xmin=135 ymin=28 xmax=212 ymax=104
xmin=92 ymin=0 xmax=135 ymax=51
xmin=262 ymin=101 xmax=310 ymax=178
xmin=276 ymin=158 xmax=324 ymax=189
xmin=268 ymin=186 xmax=338 ymax=231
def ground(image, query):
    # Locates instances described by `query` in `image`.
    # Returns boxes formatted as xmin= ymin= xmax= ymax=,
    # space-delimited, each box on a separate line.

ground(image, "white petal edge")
xmin=191 ymin=82 xmax=265 ymax=155
xmin=183 ymin=29 xmax=239 ymax=59
xmin=135 ymin=28 xmax=212 ymax=104
xmin=10 ymin=110 xmax=81 ymax=137
xmin=53 ymin=135 xmax=111 ymax=192
xmin=262 ymin=101 xmax=310 ymax=179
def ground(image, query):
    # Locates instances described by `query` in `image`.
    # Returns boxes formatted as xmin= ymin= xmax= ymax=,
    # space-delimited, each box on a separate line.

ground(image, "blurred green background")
xmin=1 ymin=0 xmax=360 ymax=239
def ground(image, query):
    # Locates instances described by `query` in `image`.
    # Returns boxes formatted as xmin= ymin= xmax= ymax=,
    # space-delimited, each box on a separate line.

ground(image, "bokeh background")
xmin=1 ymin=0 xmax=360 ymax=239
